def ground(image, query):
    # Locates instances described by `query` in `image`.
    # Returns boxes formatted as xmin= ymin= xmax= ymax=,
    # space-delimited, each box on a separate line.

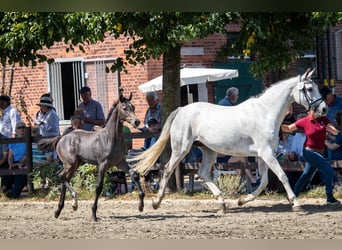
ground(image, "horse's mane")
xmin=242 ymin=75 xmax=299 ymax=104
xmin=103 ymin=98 xmax=120 ymax=127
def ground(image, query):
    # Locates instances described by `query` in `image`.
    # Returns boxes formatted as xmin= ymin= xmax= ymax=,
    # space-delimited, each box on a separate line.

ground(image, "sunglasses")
xmin=16 ymin=126 xmax=26 ymax=129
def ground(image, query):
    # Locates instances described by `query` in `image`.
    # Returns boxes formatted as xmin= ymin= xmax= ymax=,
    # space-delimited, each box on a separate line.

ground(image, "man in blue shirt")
xmin=218 ymin=87 xmax=239 ymax=106
xmin=77 ymin=86 xmax=105 ymax=131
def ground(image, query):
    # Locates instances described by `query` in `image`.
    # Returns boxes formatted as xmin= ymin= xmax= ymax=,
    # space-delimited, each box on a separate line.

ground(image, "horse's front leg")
xmin=259 ymin=151 xmax=302 ymax=211
xmin=129 ymin=169 xmax=145 ymax=212
xmin=92 ymin=166 xmax=106 ymax=221
xmin=238 ymin=158 xmax=268 ymax=206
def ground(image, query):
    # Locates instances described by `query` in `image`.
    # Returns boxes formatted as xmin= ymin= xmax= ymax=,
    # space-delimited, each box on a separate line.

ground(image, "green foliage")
xmin=216 ymin=174 xmax=246 ymax=198
xmin=106 ymin=12 xmax=236 ymax=73
xmin=224 ymin=12 xmax=342 ymax=78
xmin=71 ymin=163 xmax=117 ymax=196
xmin=31 ymin=161 xmax=61 ymax=189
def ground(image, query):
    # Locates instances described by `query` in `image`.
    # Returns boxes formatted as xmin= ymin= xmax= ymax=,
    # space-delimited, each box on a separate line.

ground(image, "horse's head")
xmin=118 ymin=93 xmax=141 ymax=128
xmin=294 ymin=68 xmax=328 ymax=117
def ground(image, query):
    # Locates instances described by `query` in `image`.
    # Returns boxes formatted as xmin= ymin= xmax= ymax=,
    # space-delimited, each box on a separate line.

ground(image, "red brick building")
xmin=2 ymin=22 xmax=342 ymax=147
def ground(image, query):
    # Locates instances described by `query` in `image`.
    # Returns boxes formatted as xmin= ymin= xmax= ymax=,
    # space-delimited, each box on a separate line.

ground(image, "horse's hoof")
xmin=237 ymin=197 xmax=245 ymax=206
xmin=138 ymin=205 xmax=144 ymax=212
xmin=218 ymin=202 xmax=226 ymax=212
xmin=292 ymin=205 xmax=304 ymax=212
xmin=72 ymin=200 xmax=78 ymax=211
xmin=152 ymin=200 xmax=159 ymax=210
xmin=54 ymin=210 xmax=60 ymax=219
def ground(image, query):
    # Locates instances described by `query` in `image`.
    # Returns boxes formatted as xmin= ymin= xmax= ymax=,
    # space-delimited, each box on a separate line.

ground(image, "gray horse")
xmin=38 ymin=93 xmax=143 ymax=221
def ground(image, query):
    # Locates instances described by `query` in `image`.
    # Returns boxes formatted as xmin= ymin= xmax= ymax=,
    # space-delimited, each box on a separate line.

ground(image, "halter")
xmin=298 ymin=77 xmax=324 ymax=112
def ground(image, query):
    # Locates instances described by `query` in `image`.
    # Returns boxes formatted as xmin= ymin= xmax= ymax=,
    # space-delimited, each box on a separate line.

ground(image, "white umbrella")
xmin=138 ymin=67 xmax=239 ymax=92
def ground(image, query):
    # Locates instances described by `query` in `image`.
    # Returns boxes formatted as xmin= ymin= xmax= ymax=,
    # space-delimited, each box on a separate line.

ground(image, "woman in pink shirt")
xmin=281 ymin=110 xmax=340 ymax=205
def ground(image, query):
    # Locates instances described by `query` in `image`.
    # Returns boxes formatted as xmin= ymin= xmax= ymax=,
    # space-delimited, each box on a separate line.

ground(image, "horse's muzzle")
xmin=134 ymin=119 xmax=141 ymax=128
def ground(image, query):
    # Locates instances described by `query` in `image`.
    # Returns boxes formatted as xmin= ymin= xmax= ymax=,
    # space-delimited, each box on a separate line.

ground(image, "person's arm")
xmin=327 ymin=123 xmax=340 ymax=136
xmin=8 ymin=148 xmax=14 ymax=169
xmin=281 ymin=123 xmax=298 ymax=134
xmin=325 ymin=140 xmax=341 ymax=150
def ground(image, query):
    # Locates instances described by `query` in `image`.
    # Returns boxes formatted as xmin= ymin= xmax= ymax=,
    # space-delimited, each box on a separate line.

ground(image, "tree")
xmin=106 ymin=12 xmax=237 ymax=191
xmin=221 ymin=12 xmax=342 ymax=81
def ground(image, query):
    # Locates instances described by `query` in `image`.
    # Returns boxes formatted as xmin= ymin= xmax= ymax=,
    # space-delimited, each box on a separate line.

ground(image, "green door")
xmin=214 ymin=61 xmax=262 ymax=104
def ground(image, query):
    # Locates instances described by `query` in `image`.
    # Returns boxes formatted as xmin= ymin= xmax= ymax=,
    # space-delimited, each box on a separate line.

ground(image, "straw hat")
xmin=36 ymin=96 xmax=54 ymax=108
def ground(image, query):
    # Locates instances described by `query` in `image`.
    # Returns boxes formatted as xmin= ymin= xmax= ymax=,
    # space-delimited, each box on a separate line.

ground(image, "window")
xmin=47 ymin=58 xmax=117 ymax=122
xmin=47 ymin=58 xmax=84 ymax=121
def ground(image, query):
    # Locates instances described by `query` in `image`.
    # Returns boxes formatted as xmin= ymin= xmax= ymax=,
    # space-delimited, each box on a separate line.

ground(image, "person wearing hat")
xmin=0 ymin=94 xmax=21 ymax=138
xmin=35 ymin=95 xmax=60 ymax=137
xmin=77 ymin=86 xmax=105 ymax=131
xmin=320 ymin=86 xmax=342 ymax=126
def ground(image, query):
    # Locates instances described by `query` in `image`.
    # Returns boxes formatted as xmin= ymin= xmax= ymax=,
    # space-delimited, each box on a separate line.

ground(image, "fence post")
xmin=24 ymin=126 xmax=34 ymax=194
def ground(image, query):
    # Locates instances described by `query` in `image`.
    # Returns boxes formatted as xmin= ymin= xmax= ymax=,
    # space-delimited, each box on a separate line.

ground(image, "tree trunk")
xmin=160 ymin=45 xmax=181 ymax=193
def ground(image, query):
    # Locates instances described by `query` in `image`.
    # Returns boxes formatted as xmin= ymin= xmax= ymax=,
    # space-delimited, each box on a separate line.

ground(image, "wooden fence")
xmin=1 ymin=128 xmax=342 ymax=194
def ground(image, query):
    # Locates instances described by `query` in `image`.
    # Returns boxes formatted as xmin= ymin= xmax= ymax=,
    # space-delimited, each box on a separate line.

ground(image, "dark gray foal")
xmin=38 ymin=93 xmax=144 ymax=221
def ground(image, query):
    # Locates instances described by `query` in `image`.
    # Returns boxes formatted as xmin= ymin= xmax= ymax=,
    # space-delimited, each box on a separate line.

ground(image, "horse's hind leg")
xmin=197 ymin=147 xmax=226 ymax=212
xmin=129 ymin=168 xmax=145 ymax=212
xmin=152 ymin=152 xmax=187 ymax=210
xmin=55 ymin=180 xmax=67 ymax=218
xmin=238 ymin=158 xmax=269 ymax=206
xmin=64 ymin=181 xmax=78 ymax=211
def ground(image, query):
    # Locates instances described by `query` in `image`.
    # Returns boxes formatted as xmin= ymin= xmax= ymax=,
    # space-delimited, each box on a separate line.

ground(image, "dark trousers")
xmin=1 ymin=162 xmax=27 ymax=198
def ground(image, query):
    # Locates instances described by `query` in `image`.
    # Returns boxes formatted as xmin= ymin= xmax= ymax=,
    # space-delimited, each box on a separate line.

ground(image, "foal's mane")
xmin=103 ymin=99 xmax=120 ymax=127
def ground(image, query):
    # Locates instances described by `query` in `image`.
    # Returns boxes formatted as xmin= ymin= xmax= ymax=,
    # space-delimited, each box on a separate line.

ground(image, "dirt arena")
xmin=0 ymin=196 xmax=342 ymax=239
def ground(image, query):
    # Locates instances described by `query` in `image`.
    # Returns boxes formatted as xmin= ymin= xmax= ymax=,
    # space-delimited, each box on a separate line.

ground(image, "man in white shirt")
xmin=0 ymin=95 xmax=21 ymax=138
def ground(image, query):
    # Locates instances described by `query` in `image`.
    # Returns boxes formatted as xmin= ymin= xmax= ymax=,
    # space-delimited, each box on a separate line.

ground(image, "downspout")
xmin=327 ymin=24 xmax=334 ymax=90
xmin=321 ymin=36 xmax=327 ymax=87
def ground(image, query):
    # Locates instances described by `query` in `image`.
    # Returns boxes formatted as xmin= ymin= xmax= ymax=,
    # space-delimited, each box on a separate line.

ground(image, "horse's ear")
xmin=307 ymin=68 xmax=316 ymax=79
xmin=119 ymin=94 xmax=125 ymax=103
xmin=128 ymin=92 xmax=132 ymax=101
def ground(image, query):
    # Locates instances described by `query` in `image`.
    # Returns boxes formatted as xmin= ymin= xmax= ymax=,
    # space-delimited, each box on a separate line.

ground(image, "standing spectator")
xmin=138 ymin=91 xmax=162 ymax=148
xmin=0 ymin=133 xmax=9 ymax=193
xmin=35 ymin=95 xmax=60 ymax=137
xmin=76 ymin=86 xmax=105 ymax=131
xmin=218 ymin=87 xmax=239 ymax=106
xmin=319 ymin=87 xmax=342 ymax=126
xmin=35 ymin=95 xmax=60 ymax=160
xmin=281 ymin=110 xmax=340 ymax=205
xmin=5 ymin=121 xmax=28 ymax=198
xmin=217 ymin=87 xmax=260 ymax=187
xmin=0 ymin=95 xmax=21 ymax=138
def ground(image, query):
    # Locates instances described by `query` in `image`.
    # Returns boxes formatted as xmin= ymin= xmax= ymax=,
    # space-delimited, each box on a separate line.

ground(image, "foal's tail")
xmin=37 ymin=136 xmax=62 ymax=151
xmin=132 ymin=108 xmax=180 ymax=174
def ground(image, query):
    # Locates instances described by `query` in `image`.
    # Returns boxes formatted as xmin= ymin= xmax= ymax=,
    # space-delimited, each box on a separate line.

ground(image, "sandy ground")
xmin=0 ymin=196 xmax=342 ymax=239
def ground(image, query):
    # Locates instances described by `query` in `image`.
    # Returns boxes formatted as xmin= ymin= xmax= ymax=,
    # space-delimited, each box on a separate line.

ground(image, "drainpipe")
xmin=327 ymin=24 xmax=335 ymax=91
xmin=322 ymin=36 xmax=328 ymax=87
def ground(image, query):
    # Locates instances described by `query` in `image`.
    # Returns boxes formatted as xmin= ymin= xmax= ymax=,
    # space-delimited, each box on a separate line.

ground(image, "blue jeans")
xmin=294 ymin=148 xmax=334 ymax=200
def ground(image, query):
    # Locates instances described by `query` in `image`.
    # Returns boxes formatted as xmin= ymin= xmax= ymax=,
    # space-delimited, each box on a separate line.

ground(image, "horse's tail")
xmin=132 ymin=108 xmax=180 ymax=174
xmin=37 ymin=136 xmax=62 ymax=151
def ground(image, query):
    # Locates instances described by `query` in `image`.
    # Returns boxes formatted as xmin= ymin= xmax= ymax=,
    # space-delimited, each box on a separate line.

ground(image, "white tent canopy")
xmin=138 ymin=67 xmax=239 ymax=92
